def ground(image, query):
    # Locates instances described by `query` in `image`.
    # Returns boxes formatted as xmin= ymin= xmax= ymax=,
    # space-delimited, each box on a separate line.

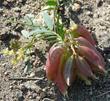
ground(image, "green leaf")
xmin=42 ymin=11 xmax=54 ymax=30
xmin=46 ymin=0 xmax=57 ymax=6
xmin=58 ymin=24 xmax=65 ymax=40
xmin=47 ymin=40 xmax=58 ymax=44
xmin=44 ymin=35 xmax=57 ymax=40
xmin=24 ymin=59 xmax=33 ymax=74
xmin=23 ymin=14 xmax=35 ymax=26
xmin=21 ymin=30 xmax=31 ymax=38
xmin=42 ymin=6 xmax=55 ymax=11
xmin=30 ymin=27 xmax=50 ymax=35
xmin=30 ymin=27 xmax=55 ymax=39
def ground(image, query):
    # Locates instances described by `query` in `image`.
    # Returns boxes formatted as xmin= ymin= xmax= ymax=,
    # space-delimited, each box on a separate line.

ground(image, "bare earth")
xmin=0 ymin=0 xmax=110 ymax=101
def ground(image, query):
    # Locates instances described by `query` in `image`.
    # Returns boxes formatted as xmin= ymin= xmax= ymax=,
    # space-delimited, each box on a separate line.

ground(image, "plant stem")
xmin=70 ymin=44 xmax=76 ymax=55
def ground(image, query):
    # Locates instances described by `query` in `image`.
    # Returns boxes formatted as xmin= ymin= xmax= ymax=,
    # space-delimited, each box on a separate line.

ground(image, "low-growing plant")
xmin=1 ymin=0 xmax=106 ymax=98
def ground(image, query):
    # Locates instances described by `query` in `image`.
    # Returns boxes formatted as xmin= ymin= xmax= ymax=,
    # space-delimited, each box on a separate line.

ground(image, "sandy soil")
xmin=0 ymin=0 xmax=110 ymax=101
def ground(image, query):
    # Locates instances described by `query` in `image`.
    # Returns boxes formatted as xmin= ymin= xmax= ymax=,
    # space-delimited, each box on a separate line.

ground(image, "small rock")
xmin=17 ymin=92 xmax=24 ymax=101
xmin=101 ymin=26 xmax=106 ymax=30
xmin=36 ymin=96 xmax=40 ymax=100
xmin=107 ymin=94 xmax=110 ymax=98
xmin=76 ymin=0 xmax=83 ymax=4
xmin=89 ymin=89 xmax=93 ymax=95
xmin=42 ymin=88 xmax=47 ymax=92
xmin=24 ymin=81 xmax=41 ymax=92
xmin=12 ymin=81 xmax=17 ymax=85
xmin=93 ymin=13 xmax=99 ymax=18
xmin=31 ymin=55 xmax=36 ymax=59
xmin=43 ymin=98 xmax=53 ymax=101
xmin=0 ymin=8 xmax=3 ymax=13
xmin=105 ymin=17 xmax=109 ymax=21
xmin=19 ymin=0 xmax=23 ymax=3
xmin=19 ymin=84 xmax=28 ymax=93
xmin=72 ymin=3 xmax=81 ymax=12
xmin=33 ymin=59 xmax=39 ymax=67
xmin=29 ymin=95 xmax=33 ymax=99
xmin=40 ymin=91 xmax=47 ymax=99
xmin=32 ymin=93 xmax=37 ymax=99
xmin=96 ymin=0 xmax=104 ymax=7
xmin=4 ymin=71 xmax=9 ymax=76
xmin=9 ymin=85 xmax=13 ymax=90
xmin=13 ymin=7 xmax=21 ymax=12
xmin=29 ymin=72 xmax=35 ymax=78
xmin=7 ymin=0 xmax=14 ymax=2
xmin=86 ymin=11 xmax=93 ymax=17
xmin=2 ymin=63 xmax=7 ymax=67
xmin=108 ymin=59 xmax=110 ymax=62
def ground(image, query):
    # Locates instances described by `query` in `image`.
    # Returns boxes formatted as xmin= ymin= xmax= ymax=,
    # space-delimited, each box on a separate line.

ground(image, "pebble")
xmin=33 ymin=59 xmax=39 ymax=67
xmin=19 ymin=0 xmax=23 ymax=3
xmin=19 ymin=84 xmax=28 ymax=93
xmin=42 ymin=98 xmax=53 ymax=101
xmin=9 ymin=85 xmax=13 ymax=90
xmin=72 ymin=3 xmax=81 ymax=12
xmin=0 ymin=8 xmax=3 ymax=13
xmin=7 ymin=0 xmax=14 ymax=2
xmin=2 ymin=63 xmax=7 ymax=67
xmin=40 ymin=91 xmax=47 ymax=99
xmin=4 ymin=71 xmax=9 ymax=76
xmin=13 ymin=7 xmax=21 ymax=12
xmin=93 ymin=13 xmax=99 ymax=18
xmin=29 ymin=95 xmax=33 ymax=99
xmin=89 ymin=89 xmax=93 ymax=95
xmin=29 ymin=72 xmax=35 ymax=77
xmin=108 ymin=59 xmax=110 ymax=62
xmin=12 ymin=81 xmax=17 ymax=85
xmin=24 ymin=81 xmax=41 ymax=92
xmin=31 ymin=55 xmax=36 ymax=63
xmin=106 ymin=94 xmax=110 ymax=98
xmin=105 ymin=17 xmax=109 ymax=21
xmin=32 ymin=93 xmax=37 ymax=99
xmin=17 ymin=92 xmax=24 ymax=101
xmin=42 ymin=88 xmax=47 ymax=92
xmin=96 ymin=0 xmax=104 ymax=7
xmin=86 ymin=11 xmax=93 ymax=17
xmin=36 ymin=96 xmax=41 ymax=100
xmin=100 ymin=26 xmax=106 ymax=30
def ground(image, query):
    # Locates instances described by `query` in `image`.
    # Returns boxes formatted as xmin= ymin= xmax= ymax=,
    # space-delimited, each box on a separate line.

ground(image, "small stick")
xmin=9 ymin=77 xmax=44 ymax=81
xmin=96 ymin=91 xmax=110 ymax=98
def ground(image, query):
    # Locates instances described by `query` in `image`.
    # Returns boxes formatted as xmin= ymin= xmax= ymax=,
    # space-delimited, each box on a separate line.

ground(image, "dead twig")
xmin=9 ymin=77 xmax=44 ymax=81
xmin=96 ymin=91 xmax=110 ymax=98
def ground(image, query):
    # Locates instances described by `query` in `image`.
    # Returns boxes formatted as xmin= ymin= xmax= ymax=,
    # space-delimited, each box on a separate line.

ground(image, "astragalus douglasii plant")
xmin=1 ymin=0 xmax=106 ymax=98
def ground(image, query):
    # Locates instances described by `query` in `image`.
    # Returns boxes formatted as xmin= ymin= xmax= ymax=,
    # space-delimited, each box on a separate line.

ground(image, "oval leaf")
xmin=42 ymin=11 xmax=54 ymax=30
xmin=21 ymin=30 xmax=31 ymax=38
xmin=63 ymin=56 xmax=75 ymax=86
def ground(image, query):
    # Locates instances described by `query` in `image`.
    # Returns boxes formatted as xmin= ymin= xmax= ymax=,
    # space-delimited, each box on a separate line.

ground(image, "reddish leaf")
xmin=75 ymin=55 xmax=96 ymax=79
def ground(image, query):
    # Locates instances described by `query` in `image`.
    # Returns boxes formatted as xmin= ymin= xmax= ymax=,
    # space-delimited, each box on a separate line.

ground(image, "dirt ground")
xmin=0 ymin=0 xmax=110 ymax=101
